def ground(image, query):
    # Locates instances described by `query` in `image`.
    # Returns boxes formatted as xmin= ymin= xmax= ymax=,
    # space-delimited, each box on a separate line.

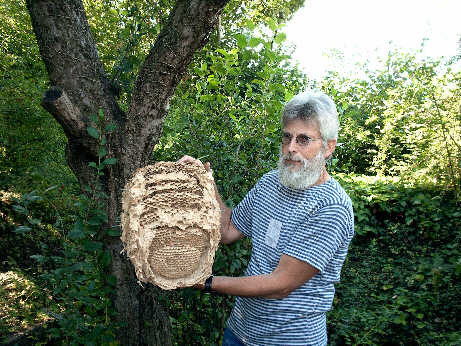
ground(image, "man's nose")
xmin=287 ymin=137 xmax=298 ymax=152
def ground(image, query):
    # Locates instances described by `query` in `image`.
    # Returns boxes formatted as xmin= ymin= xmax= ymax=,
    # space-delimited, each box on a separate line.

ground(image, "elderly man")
xmin=179 ymin=90 xmax=354 ymax=345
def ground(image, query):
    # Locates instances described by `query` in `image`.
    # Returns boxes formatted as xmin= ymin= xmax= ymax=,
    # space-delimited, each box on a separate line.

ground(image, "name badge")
xmin=265 ymin=218 xmax=282 ymax=248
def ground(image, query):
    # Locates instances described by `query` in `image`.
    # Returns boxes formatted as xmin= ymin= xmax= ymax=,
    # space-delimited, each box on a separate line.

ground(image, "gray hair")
xmin=282 ymin=90 xmax=339 ymax=141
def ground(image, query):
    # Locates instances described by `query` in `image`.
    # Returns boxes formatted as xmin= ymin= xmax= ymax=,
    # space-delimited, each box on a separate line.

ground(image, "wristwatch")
xmin=204 ymin=275 xmax=213 ymax=293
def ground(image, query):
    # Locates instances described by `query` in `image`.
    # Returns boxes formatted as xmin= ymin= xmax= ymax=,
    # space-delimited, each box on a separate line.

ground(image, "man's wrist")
xmin=203 ymin=275 xmax=213 ymax=293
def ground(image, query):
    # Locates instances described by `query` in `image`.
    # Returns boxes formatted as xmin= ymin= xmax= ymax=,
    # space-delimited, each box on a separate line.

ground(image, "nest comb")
xmin=121 ymin=161 xmax=221 ymax=290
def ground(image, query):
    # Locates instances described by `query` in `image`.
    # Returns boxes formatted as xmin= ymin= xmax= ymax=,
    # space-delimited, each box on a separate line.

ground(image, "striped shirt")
xmin=226 ymin=170 xmax=354 ymax=345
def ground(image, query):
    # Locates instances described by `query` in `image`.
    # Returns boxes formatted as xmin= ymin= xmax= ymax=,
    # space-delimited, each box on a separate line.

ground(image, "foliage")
xmin=0 ymin=189 xmax=63 ymax=343
xmin=154 ymin=20 xmax=307 ymax=204
xmin=83 ymin=0 xmax=175 ymax=108
xmin=321 ymin=51 xmax=461 ymax=196
xmin=328 ymin=174 xmax=461 ymax=345
xmin=0 ymin=0 xmax=74 ymax=195
xmin=2 ymin=113 xmax=120 ymax=344
xmin=81 ymin=0 xmax=304 ymax=108
xmin=0 ymin=271 xmax=53 ymax=340
xmin=38 ymin=112 xmax=120 ymax=344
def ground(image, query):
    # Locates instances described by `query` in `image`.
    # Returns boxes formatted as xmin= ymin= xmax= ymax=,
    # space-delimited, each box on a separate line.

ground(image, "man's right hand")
xmin=177 ymin=155 xmax=212 ymax=173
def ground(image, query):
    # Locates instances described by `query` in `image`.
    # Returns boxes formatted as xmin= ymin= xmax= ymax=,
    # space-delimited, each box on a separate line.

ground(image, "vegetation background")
xmin=1 ymin=0 xmax=460 ymax=344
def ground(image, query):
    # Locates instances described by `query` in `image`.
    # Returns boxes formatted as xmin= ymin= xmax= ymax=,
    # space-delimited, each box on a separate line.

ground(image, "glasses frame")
xmin=281 ymin=132 xmax=323 ymax=148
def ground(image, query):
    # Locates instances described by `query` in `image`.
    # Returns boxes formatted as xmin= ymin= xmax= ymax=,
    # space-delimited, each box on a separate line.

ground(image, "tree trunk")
xmin=25 ymin=0 xmax=229 ymax=344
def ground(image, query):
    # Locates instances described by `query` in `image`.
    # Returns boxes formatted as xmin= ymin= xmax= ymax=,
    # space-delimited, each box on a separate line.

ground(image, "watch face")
xmin=121 ymin=161 xmax=221 ymax=290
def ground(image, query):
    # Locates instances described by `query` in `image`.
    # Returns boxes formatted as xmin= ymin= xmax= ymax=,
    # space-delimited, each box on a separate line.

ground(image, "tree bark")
xmin=25 ymin=0 xmax=229 ymax=344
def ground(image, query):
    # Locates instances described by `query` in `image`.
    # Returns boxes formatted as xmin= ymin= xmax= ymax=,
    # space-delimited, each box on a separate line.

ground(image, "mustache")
xmin=282 ymin=153 xmax=304 ymax=162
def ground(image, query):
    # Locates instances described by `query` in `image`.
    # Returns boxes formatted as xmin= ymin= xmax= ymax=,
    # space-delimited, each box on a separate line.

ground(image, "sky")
xmin=283 ymin=0 xmax=461 ymax=79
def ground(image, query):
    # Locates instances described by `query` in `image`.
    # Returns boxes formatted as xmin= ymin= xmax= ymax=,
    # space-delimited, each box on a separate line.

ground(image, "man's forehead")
xmin=282 ymin=118 xmax=320 ymax=136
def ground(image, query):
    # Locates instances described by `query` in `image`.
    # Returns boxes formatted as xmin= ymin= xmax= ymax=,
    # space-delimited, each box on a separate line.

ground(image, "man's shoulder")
xmin=262 ymin=169 xmax=279 ymax=180
xmin=315 ymin=177 xmax=353 ymax=211
xmin=256 ymin=169 xmax=279 ymax=188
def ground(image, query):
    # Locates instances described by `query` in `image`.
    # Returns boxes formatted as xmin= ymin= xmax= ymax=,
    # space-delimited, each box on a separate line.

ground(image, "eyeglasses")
xmin=281 ymin=132 xmax=322 ymax=147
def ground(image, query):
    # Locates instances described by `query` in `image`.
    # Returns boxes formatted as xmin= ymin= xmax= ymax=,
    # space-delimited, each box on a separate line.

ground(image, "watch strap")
xmin=204 ymin=275 xmax=213 ymax=293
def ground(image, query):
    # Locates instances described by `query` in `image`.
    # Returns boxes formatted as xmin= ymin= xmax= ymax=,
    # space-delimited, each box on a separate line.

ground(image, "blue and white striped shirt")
xmin=226 ymin=170 xmax=354 ymax=345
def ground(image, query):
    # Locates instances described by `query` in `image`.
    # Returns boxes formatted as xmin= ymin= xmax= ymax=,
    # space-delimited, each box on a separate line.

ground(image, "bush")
xmin=328 ymin=175 xmax=461 ymax=345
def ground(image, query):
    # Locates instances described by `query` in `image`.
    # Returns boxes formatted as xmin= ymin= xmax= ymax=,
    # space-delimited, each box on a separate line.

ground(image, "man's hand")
xmin=177 ymin=155 xmax=211 ymax=173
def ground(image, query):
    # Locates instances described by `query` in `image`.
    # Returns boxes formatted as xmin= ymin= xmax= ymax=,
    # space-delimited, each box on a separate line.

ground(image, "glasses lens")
xmin=282 ymin=133 xmax=291 ymax=144
xmin=297 ymin=135 xmax=310 ymax=146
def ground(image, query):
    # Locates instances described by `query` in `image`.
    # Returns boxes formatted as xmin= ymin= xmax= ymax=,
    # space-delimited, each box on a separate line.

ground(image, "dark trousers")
xmin=222 ymin=327 xmax=245 ymax=346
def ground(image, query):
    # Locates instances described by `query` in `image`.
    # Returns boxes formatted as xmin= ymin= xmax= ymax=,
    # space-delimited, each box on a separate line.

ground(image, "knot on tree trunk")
xmin=42 ymin=86 xmax=85 ymax=138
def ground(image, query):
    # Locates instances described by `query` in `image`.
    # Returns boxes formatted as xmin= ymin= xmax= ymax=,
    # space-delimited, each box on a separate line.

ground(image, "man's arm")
xmin=178 ymin=155 xmax=243 ymax=244
xmin=205 ymin=254 xmax=319 ymax=299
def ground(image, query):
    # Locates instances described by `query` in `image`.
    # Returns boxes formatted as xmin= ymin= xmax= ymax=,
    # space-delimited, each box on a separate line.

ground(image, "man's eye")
xmin=297 ymin=135 xmax=310 ymax=145
xmin=282 ymin=133 xmax=291 ymax=141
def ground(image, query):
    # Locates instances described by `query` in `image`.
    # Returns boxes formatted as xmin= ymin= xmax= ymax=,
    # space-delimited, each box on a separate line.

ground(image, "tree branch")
xmin=123 ymin=0 xmax=230 ymax=175
xmin=42 ymin=87 xmax=85 ymax=137
xmin=26 ymin=0 xmax=124 ymax=143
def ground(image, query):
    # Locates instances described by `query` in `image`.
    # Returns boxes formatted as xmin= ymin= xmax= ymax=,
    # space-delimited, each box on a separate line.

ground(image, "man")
xmin=179 ymin=90 xmax=354 ymax=345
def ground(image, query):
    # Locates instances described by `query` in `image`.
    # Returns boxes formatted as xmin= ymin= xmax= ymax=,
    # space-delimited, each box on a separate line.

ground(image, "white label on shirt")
xmin=265 ymin=218 xmax=282 ymax=248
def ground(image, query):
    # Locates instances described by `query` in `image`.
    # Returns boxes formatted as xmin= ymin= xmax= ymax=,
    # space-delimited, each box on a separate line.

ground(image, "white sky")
xmin=283 ymin=0 xmax=461 ymax=79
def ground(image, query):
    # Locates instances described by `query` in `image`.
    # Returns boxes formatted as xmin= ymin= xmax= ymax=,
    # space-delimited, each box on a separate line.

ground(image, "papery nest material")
xmin=121 ymin=161 xmax=221 ymax=290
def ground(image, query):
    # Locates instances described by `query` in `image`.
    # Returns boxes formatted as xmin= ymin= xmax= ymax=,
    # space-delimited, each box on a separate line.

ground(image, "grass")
xmin=0 ymin=271 xmax=53 ymax=342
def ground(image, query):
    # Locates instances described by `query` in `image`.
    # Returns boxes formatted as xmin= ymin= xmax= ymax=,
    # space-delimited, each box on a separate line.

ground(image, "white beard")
xmin=278 ymin=150 xmax=325 ymax=190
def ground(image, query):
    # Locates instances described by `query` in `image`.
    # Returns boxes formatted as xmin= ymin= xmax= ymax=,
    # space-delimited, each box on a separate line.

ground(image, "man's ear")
xmin=324 ymin=139 xmax=337 ymax=159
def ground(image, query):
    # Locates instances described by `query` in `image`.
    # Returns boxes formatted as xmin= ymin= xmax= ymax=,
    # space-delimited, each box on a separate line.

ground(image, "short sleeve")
xmin=230 ymin=179 xmax=262 ymax=238
xmin=283 ymin=204 xmax=352 ymax=272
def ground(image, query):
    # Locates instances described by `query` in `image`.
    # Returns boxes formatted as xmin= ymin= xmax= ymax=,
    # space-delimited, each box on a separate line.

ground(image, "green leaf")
xmin=14 ymin=225 xmax=32 ymax=234
xmin=216 ymin=48 xmax=228 ymax=57
xmin=274 ymin=32 xmax=287 ymax=44
xmin=24 ymin=192 xmax=43 ymax=203
xmin=13 ymin=205 xmax=28 ymax=215
xmin=249 ymin=37 xmax=260 ymax=48
xmin=235 ymin=34 xmax=247 ymax=49
xmin=28 ymin=218 xmax=41 ymax=225
xmin=102 ymin=158 xmax=117 ymax=165
xmin=87 ymin=126 xmax=99 ymax=139
xmin=44 ymin=185 xmax=59 ymax=193
xmin=98 ymin=108 xmax=104 ymax=120
xmin=82 ymin=240 xmax=103 ymax=252
xmin=106 ymin=229 xmax=121 ymax=237
xmin=245 ymin=20 xmax=255 ymax=31
xmin=89 ymin=114 xmax=98 ymax=123
xmin=88 ymin=162 xmax=98 ymax=169
xmin=107 ymin=275 xmax=117 ymax=286
xmin=414 ymin=274 xmax=425 ymax=281
xmin=105 ymin=123 xmax=116 ymax=133
xmin=207 ymin=78 xmax=219 ymax=89
xmin=88 ymin=215 xmax=103 ymax=226
xmin=98 ymin=148 xmax=107 ymax=158
xmin=98 ymin=251 xmax=112 ymax=267
xmin=267 ymin=18 xmax=277 ymax=31
xmin=69 ymin=220 xmax=85 ymax=240
xmin=30 ymin=254 xmax=46 ymax=263
xmin=229 ymin=113 xmax=239 ymax=124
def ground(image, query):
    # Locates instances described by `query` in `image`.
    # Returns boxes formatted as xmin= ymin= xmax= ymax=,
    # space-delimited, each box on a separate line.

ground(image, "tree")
xmin=320 ymin=49 xmax=460 ymax=194
xmin=25 ymin=0 xmax=230 ymax=344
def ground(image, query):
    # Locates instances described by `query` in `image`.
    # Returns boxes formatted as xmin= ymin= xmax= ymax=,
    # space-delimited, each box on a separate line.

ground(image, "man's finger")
xmin=178 ymin=155 xmax=195 ymax=163
xmin=177 ymin=155 xmax=204 ymax=168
